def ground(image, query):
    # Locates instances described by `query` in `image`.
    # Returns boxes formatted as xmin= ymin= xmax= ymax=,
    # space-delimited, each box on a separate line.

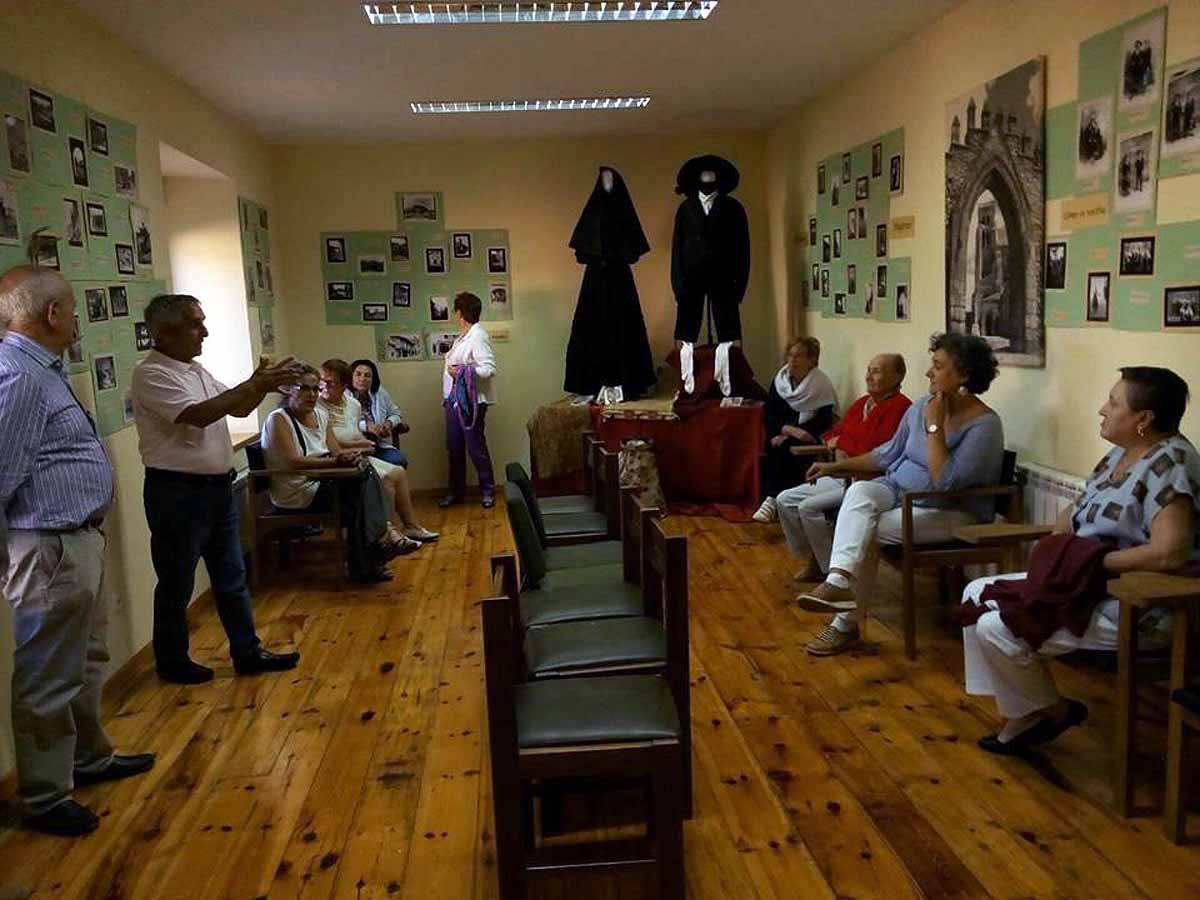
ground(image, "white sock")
xmin=826 ymin=572 xmax=850 ymax=590
xmin=831 ymin=613 xmax=858 ymax=633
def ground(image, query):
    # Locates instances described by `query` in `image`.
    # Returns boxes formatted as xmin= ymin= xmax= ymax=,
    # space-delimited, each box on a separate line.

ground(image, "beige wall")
xmin=0 ymin=0 xmax=280 ymax=776
xmin=766 ymin=0 xmax=1200 ymax=478
xmin=272 ymin=134 xmax=772 ymax=491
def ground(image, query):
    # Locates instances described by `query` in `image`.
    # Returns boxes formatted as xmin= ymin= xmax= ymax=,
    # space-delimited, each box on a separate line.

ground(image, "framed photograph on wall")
xmin=327 ymin=281 xmax=354 ymax=302
xmin=1118 ymin=235 xmax=1155 ymax=276
xmin=841 ymin=153 xmax=851 ymax=184
xmin=362 ymin=303 xmax=388 ymax=323
xmin=1086 ymin=271 xmax=1111 ymax=322
xmin=872 ymin=142 xmax=883 ymax=178
xmin=817 ymin=164 xmax=826 ymax=195
xmin=452 ymin=232 xmax=473 ymax=259
xmin=1164 ymin=285 xmax=1200 ymax=327
xmin=1046 ymin=241 xmax=1067 ymax=290
xmin=325 ymin=236 xmax=347 ymax=264
xmin=389 ymin=235 xmax=410 ymax=262
xmin=487 ymin=246 xmax=508 ymax=274
xmin=889 ymin=154 xmax=904 ymax=193
xmin=425 ymin=246 xmax=447 ymax=275
xmin=392 ymin=281 xmax=411 ymax=307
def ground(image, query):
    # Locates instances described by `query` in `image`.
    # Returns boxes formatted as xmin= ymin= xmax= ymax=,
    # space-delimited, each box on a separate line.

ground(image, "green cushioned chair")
xmin=524 ymin=617 xmax=667 ymax=677
xmin=544 ymin=541 xmax=623 ymax=569
xmin=507 ymin=462 xmax=609 ymax=542
xmin=503 ymin=483 xmax=623 ymax=589
xmin=515 ymin=674 xmax=681 ymax=747
xmin=505 ymin=461 xmax=595 ymax=516
xmin=519 ymin=580 xmax=644 ymax=628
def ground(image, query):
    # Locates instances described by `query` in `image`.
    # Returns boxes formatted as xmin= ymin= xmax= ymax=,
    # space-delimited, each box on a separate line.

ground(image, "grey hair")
xmin=144 ymin=293 xmax=201 ymax=339
xmin=277 ymin=363 xmax=320 ymax=407
xmin=0 ymin=266 xmax=70 ymax=329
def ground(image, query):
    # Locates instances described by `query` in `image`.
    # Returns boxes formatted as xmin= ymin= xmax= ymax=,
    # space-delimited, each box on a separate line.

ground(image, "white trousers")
xmin=961 ymin=572 xmax=1170 ymax=719
xmin=826 ymin=480 xmax=979 ymax=629
xmin=776 ymin=477 xmax=845 ymax=573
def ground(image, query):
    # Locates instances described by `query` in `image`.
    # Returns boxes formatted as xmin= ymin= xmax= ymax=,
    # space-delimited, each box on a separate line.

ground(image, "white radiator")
xmin=1018 ymin=461 xmax=1085 ymax=526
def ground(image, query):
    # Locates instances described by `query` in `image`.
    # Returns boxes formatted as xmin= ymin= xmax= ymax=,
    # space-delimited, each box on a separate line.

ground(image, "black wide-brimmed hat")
xmin=675 ymin=154 xmax=740 ymax=195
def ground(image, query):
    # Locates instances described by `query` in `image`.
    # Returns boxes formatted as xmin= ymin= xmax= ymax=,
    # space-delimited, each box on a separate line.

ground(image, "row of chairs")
xmin=479 ymin=476 xmax=692 ymax=898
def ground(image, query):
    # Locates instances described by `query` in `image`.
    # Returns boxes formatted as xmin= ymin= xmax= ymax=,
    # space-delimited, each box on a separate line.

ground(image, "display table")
xmin=526 ymin=398 xmax=594 ymax=495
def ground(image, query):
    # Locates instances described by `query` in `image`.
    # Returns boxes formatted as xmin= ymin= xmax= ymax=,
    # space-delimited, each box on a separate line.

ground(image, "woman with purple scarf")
xmin=438 ymin=292 xmax=498 ymax=509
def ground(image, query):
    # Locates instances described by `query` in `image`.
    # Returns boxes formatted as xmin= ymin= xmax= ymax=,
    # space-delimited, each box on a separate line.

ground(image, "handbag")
xmin=618 ymin=438 xmax=666 ymax=510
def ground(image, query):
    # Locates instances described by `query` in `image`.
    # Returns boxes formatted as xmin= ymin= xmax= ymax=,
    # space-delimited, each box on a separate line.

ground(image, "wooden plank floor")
xmin=2 ymin=501 xmax=1200 ymax=898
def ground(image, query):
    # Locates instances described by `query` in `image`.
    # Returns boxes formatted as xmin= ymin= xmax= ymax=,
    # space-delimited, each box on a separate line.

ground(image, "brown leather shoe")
xmin=792 ymin=558 xmax=824 ymax=584
xmin=806 ymin=624 xmax=860 ymax=656
xmin=794 ymin=580 xmax=857 ymax=613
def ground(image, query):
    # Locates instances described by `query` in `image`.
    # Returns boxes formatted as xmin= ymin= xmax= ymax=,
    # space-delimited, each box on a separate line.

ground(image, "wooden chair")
xmin=481 ymin=563 xmax=686 ymax=900
xmin=592 ymin=444 xmax=621 ymax=540
xmin=1167 ymin=595 xmax=1199 ymax=841
xmin=505 ymin=462 xmax=609 ymax=543
xmin=244 ymin=441 xmax=360 ymax=587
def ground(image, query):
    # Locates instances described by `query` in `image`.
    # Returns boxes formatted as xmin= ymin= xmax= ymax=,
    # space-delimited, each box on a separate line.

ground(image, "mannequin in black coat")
xmin=671 ymin=155 xmax=751 ymax=344
xmin=564 ymin=166 xmax=656 ymax=399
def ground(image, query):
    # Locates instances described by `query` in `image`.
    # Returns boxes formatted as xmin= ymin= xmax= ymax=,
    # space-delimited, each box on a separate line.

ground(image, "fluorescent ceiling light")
xmin=365 ymin=2 xmax=719 ymax=25
xmin=411 ymin=97 xmax=652 ymax=113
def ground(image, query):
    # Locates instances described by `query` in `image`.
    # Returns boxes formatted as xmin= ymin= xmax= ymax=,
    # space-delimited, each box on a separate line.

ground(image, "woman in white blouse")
xmin=438 ymin=292 xmax=498 ymax=509
xmin=316 ymin=358 xmax=437 ymax=542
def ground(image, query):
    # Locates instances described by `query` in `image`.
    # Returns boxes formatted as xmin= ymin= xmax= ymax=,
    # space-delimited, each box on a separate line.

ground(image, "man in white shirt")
xmin=131 ymin=294 xmax=302 ymax=684
xmin=438 ymin=292 xmax=497 ymax=508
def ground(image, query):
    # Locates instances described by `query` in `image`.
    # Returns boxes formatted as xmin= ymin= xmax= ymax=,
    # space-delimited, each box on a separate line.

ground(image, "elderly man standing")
xmin=0 ymin=265 xmax=154 ymax=836
xmin=132 ymin=294 xmax=302 ymax=684
xmin=776 ymin=353 xmax=910 ymax=592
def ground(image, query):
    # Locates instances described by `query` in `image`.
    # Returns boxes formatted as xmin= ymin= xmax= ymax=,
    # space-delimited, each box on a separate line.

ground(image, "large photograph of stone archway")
xmin=945 ymin=57 xmax=1046 ymax=368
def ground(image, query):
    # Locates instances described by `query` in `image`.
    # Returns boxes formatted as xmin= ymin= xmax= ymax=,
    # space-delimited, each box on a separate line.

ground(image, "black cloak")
xmin=563 ymin=167 xmax=656 ymax=398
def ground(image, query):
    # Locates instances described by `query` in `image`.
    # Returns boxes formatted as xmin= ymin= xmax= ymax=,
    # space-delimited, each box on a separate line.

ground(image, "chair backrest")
xmin=997 ymin=449 xmax=1019 ymax=520
xmin=621 ymin=486 xmax=662 ymax=586
xmin=502 ymin=482 xmax=548 ymax=587
xmin=580 ymin=430 xmax=599 ymax=500
xmin=594 ymin=445 xmax=621 ymax=538
xmin=480 ymin=556 xmax=521 ymax=817
xmin=245 ymin=441 xmax=271 ymax=495
xmin=504 ymin=462 xmax=549 ymax=544
xmin=642 ymin=517 xmax=690 ymax=755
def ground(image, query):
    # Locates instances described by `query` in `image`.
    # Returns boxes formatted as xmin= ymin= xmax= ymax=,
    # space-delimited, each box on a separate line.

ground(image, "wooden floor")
xmin=2 ymin=499 xmax=1200 ymax=899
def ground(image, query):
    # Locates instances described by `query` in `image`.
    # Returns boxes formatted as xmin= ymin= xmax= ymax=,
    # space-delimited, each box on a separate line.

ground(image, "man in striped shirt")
xmin=0 ymin=265 xmax=154 ymax=836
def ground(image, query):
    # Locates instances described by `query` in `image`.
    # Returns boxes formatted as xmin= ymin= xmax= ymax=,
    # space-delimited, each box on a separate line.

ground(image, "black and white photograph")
xmin=808 ymin=217 xmax=817 ymax=247
xmin=847 ymin=264 xmax=857 ymax=295
xmin=62 ymin=197 xmax=83 ymax=247
xmin=358 ymin=254 xmax=387 ymax=276
xmin=122 ymin=392 xmax=136 ymax=424
xmin=821 ymin=268 xmax=830 ymax=298
xmin=452 ymin=232 xmax=473 ymax=259
xmin=246 ymin=265 xmax=256 ymax=302
xmin=857 ymin=206 xmax=867 ymax=233
xmin=93 ymin=354 xmax=117 ymax=392
xmin=325 ymin=236 xmax=347 ymax=263
xmin=28 ymin=89 xmax=55 ymax=132
xmin=385 ymin=333 xmax=423 ymax=361
xmin=401 ymin=192 xmax=438 ymax=222
xmin=841 ymin=152 xmax=851 ymax=184
xmin=69 ymin=137 xmax=89 ymax=188
xmin=260 ymin=316 xmax=275 ymax=353
xmin=811 ymin=263 xmax=819 ymax=291
xmin=389 ymin=235 xmax=409 ymax=262
xmin=1118 ymin=11 xmax=1165 ymax=113
xmin=872 ymin=142 xmax=883 ymax=178
xmin=876 ymin=223 xmax=888 ymax=258
xmin=817 ymin=163 xmax=826 ymax=195
xmin=255 ymin=258 xmax=265 ymax=289
xmin=834 ymin=292 xmax=847 ymax=316
xmin=833 ymin=228 xmax=842 ymax=259
xmin=896 ymin=283 xmax=910 ymax=321
xmin=427 ymin=330 xmax=458 ymax=359
xmin=115 ymin=243 xmax=135 ymax=275
xmin=114 ymin=164 xmax=137 ymax=199
xmin=88 ymin=117 xmax=108 ymax=155
xmin=1086 ymin=272 xmax=1111 ymax=322
xmin=877 ymin=264 xmax=888 ymax=298
xmin=362 ymin=303 xmax=388 ymax=323
xmin=109 ymin=284 xmax=129 ymax=318
xmin=425 ymin=246 xmax=447 ymax=275
xmin=945 ymin=58 xmax=1045 ymax=366
xmin=1164 ymin=285 xmax=1200 ymax=327
xmin=1119 ymin=235 xmax=1155 ymax=277
xmin=1115 ymin=130 xmax=1156 ymax=214
xmin=429 ymin=294 xmax=450 ymax=322
xmin=265 ymin=266 xmax=273 ymax=296
xmin=1162 ymin=59 xmax=1200 ymax=159
xmin=85 ymin=287 xmax=108 ymax=322
xmin=327 ymin=281 xmax=354 ymax=301
xmin=831 ymin=180 xmax=840 ymax=207
xmin=847 ymin=209 xmax=857 ymax=240
xmin=86 ymin=201 xmax=107 ymax=237
xmin=68 ymin=320 xmax=83 ymax=364
xmin=259 ymin=208 xmax=269 ymax=230
xmin=5 ymin=115 xmax=30 ymax=173
xmin=135 ymin=321 xmax=152 ymax=352
xmin=489 ymin=283 xmax=509 ymax=307
xmin=487 ymin=246 xmax=508 ymax=274
xmin=855 ymin=175 xmax=869 ymax=201
xmin=865 ymin=283 xmax=875 ymax=316
xmin=1076 ymin=97 xmax=1113 ymax=180
xmin=392 ymin=281 xmax=411 ymax=307
xmin=821 ymin=234 xmax=831 ymax=263
xmin=33 ymin=236 xmax=59 ymax=270
xmin=889 ymin=154 xmax=903 ymax=193
xmin=1046 ymin=241 xmax=1067 ymax=290
xmin=130 ymin=205 xmax=152 ymax=266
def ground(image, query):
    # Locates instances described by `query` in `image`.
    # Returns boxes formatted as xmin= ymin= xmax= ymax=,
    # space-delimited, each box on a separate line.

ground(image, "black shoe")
xmin=481 ymin=493 xmax=495 ymax=509
xmin=156 ymin=659 xmax=214 ymax=684
xmin=234 ymin=646 xmax=301 ymax=676
xmin=352 ymin=568 xmax=394 ymax=584
xmin=1020 ymin=700 xmax=1088 ymax=746
xmin=26 ymin=799 xmax=99 ymax=837
xmin=437 ymin=494 xmax=463 ymax=508
xmin=74 ymin=753 xmax=156 ymax=787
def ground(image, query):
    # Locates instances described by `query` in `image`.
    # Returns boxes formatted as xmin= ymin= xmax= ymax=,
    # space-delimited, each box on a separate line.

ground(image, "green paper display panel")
xmin=238 ymin=195 xmax=275 ymax=308
xmin=1045 ymin=103 xmax=1078 ymax=201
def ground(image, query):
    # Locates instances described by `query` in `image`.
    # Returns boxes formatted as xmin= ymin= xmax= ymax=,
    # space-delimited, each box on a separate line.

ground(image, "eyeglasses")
xmin=295 ymin=385 xmax=320 ymax=394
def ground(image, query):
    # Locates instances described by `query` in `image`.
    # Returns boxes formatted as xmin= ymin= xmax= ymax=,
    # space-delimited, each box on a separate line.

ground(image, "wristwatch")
xmin=926 ymin=423 xmax=940 ymax=434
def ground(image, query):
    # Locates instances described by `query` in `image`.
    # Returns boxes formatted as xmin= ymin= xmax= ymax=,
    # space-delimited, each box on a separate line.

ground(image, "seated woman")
xmin=962 ymin=366 xmax=1197 ymax=755
xmin=796 ymin=333 xmax=1004 ymax=656
xmin=261 ymin=365 xmax=418 ymax=581
xmin=349 ymin=357 xmax=409 ymax=467
xmin=754 ymin=337 xmax=838 ymax=522
xmin=317 ymin=358 xmax=437 ymax=543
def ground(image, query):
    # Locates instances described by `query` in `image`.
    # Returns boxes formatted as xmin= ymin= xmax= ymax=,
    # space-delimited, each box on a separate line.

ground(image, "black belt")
xmin=145 ymin=467 xmax=236 ymax=484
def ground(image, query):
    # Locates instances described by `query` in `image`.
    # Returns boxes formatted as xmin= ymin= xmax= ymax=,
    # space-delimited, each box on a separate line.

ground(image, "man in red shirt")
xmin=777 ymin=353 xmax=910 ymax=582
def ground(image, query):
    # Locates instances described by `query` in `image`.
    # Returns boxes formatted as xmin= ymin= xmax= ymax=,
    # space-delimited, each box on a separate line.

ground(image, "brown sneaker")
xmin=806 ymin=624 xmax=860 ymax=656
xmin=794 ymin=580 xmax=857 ymax=613
xmin=792 ymin=558 xmax=824 ymax=584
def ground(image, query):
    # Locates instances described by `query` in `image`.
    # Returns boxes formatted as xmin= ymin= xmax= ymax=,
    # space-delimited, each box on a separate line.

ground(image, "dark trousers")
xmin=144 ymin=468 xmax=259 ymax=667
xmin=445 ymin=400 xmax=495 ymax=497
xmin=673 ymin=292 xmax=743 ymax=343
xmin=765 ymin=444 xmax=812 ymax=498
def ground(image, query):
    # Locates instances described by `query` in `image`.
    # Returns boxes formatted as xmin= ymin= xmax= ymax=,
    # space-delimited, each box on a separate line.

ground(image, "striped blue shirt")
xmin=0 ymin=331 xmax=114 ymax=530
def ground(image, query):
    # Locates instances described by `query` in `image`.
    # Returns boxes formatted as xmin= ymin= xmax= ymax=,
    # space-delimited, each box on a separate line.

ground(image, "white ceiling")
xmin=76 ymin=0 xmax=963 ymax=144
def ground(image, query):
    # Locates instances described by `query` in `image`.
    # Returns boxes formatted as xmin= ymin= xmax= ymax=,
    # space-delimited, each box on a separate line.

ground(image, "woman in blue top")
xmin=796 ymin=333 xmax=1005 ymax=656
xmin=349 ymin=358 xmax=409 ymax=467
xmin=962 ymin=367 xmax=1197 ymax=755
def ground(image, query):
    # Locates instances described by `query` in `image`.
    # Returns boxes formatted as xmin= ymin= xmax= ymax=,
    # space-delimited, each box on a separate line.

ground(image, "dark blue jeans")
xmin=374 ymin=445 xmax=409 ymax=467
xmin=144 ymin=468 xmax=260 ymax=667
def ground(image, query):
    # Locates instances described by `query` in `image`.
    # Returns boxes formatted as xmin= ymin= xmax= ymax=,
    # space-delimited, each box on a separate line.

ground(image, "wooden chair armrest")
xmin=1109 ymin=572 xmax=1200 ymax=610
xmin=787 ymin=445 xmax=833 ymax=458
xmin=248 ymin=466 xmax=363 ymax=479
xmin=902 ymin=484 xmax=1019 ymax=506
xmin=951 ymin=523 xmax=1053 ymax=546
